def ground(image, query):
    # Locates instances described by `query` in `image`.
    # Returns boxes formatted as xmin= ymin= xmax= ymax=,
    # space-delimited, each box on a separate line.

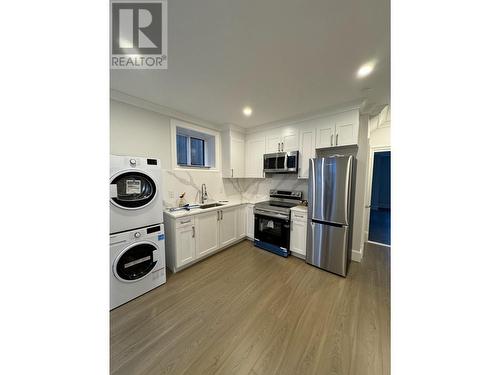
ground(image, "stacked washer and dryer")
xmin=109 ymin=155 xmax=166 ymax=310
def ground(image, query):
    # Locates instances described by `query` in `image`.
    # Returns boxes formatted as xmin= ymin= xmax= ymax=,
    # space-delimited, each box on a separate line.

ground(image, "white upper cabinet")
xmin=316 ymin=123 xmax=335 ymax=149
xmin=298 ymin=128 xmax=315 ymax=179
xmin=265 ymin=127 xmax=298 ymax=153
xmin=315 ymin=109 xmax=359 ymax=148
xmin=195 ymin=211 xmax=219 ymax=258
xmin=265 ymin=133 xmax=281 ymax=153
xmin=244 ymin=136 xmax=265 ymax=178
xmin=335 ymin=121 xmax=357 ymax=146
xmin=222 ymin=130 xmax=245 ymax=178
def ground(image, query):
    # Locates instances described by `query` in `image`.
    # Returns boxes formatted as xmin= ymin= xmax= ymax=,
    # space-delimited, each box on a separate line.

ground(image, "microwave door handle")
xmin=284 ymin=153 xmax=288 ymax=170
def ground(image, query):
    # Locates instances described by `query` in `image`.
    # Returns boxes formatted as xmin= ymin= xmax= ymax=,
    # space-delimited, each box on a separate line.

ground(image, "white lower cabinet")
xmin=246 ymin=204 xmax=254 ymax=239
xmin=219 ymin=207 xmax=237 ymax=247
xmin=175 ymin=219 xmax=196 ymax=267
xmin=290 ymin=211 xmax=307 ymax=258
xmin=195 ymin=211 xmax=219 ymax=258
xmin=236 ymin=205 xmax=246 ymax=239
xmin=166 ymin=205 xmax=248 ymax=272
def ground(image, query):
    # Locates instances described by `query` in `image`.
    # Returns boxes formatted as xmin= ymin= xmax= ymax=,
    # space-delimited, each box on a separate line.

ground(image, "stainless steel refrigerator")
xmin=306 ymin=155 xmax=354 ymax=277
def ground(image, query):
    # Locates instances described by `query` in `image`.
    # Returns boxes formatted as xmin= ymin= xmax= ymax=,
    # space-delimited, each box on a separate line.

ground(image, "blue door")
xmin=368 ymin=151 xmax=391 ymax=245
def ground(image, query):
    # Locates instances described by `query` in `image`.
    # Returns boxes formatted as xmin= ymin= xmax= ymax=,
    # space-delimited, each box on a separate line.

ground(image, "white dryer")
xmin=110 ymin=223 xmax=166 ymax=310
xmin=110 ymin=154 xmax=163 ymax=234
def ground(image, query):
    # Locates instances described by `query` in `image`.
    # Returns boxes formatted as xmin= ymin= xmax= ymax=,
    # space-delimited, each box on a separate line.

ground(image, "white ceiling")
xmin=110 ymin=0 xmax=390 ymax=128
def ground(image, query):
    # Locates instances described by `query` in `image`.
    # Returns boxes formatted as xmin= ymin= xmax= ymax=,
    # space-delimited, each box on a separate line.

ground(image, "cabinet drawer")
xmin=176 ymin=216 xmax=194 ymax=228
xmin=291 ymin=211 xmax=307 ymax=222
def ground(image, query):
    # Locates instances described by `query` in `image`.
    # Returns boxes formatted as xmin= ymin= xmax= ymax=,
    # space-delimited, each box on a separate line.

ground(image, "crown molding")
xmin=244 ymin=98 xmax=365 ymax=134
xmin=110 ymin=89 xmax=224 ymax=132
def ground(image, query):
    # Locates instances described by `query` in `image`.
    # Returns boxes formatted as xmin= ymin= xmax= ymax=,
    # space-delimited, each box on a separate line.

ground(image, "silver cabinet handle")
xmin=192 ymin=226 xmax=195 ymax=238
xmin=180 ymin=219 xmax=190 ymax=224
xmin=295 ymin=214 xmax=304 ymax=218
xmin=231 ymin=168 xmax=234 ymax=178
xmin=330 ymin=134 xmax=333 ymax=146
xmin=277 ymin=142 xmax=280 ymax=151
xmin=217 ymin=211 xmax=220 ymax=221
xmin=336 ymin=134 xmax=339 ymax=146
xmin=221 ymin=210 xmax=223 ymax=220
xmin=282 ymin=142 xmax=284 ymax=151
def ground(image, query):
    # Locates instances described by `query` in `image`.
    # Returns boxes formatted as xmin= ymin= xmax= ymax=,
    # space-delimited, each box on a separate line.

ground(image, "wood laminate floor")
xmin=110 ymin=241 xmax=390 ymax=375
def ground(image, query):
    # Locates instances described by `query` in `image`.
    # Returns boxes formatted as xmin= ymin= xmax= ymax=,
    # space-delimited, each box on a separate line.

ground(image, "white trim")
xmin=367 ymin=240 xmax=391 ymax=248
xmin=290 ymin=251 xmax=305 ymax=260
xmin=351 ymin=249 xmax=363 ymax=262
xmin=246 ymin=100 xmax=364 ymax=134
xmin=111 ymin=89 xmax=366 ymax=136
xmin=111 ymin=89 xmax=223 ymax=131
xmin=170 ymin=119 xmax=221 ymax=172
xmin=362 ymin=146 xmax=391 ymax=245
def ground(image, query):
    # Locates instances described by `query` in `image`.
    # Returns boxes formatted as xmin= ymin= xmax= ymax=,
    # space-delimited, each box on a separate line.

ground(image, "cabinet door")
xmin=230 ymin=138 xmax=245 ymax=178
xmin=236 ymin=205 xmax=246 ymax=239
xmin=282 ymin=129 xmax=298 ymax=151
xmin=176 ymin=225 xmax=196 ymax=267
xmin=316 ymin=125 xmax=335 ymax=149
xmin=299 ymin=129 xmax=315 ymax=178
xmin=246 ymin=205 xmax=254 ymax=239
xmin=219 ymin=207 xmax=237 ymax=247
xmin=195 ymin=211 xmax=219 ymax=258
xmin=290 ymin=219 xmax=307 ymax=257
xmin=265 ymin=134 xmax=281 ymax=153
xmin=335 ymin=122 xmax=356 ymax=146
xmin=245 ymin=138 xmax=265 ymax=178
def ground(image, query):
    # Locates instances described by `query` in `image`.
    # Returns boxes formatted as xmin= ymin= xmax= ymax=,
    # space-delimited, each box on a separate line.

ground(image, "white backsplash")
xmin=223 ymin=174 xmax=308 ymax=204
xmin=163 ymin=169 xmax=308 ymax=208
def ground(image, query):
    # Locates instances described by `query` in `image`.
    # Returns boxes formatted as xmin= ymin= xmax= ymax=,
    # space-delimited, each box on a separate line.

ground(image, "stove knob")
xmin=134 ymin=232 xmax=141 ymax=238
xmin=130 ymin=158 xmax=136 ymax=166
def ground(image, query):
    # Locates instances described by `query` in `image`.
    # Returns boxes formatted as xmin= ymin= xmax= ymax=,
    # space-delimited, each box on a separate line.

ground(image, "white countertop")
xmin=290 ymin=205 xmax=308 ymax=213
xmin=164 ymin=200 xmax=252 ymax=219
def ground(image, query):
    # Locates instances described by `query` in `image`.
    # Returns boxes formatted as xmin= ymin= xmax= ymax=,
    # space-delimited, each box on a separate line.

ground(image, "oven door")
xmin=253 ymin=210 xmax=290 ymax=256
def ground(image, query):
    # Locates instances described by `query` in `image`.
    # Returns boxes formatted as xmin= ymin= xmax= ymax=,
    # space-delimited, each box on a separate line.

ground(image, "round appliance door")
xmin=113 ymin=242 xmax=159 ymax=282
xmin=110 ymin=170 xmax=157 ymax=210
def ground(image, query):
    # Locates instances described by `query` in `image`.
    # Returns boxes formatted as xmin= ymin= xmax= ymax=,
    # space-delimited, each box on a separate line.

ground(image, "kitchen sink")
xmin=200 ymin=203 xmax=225 ymax=209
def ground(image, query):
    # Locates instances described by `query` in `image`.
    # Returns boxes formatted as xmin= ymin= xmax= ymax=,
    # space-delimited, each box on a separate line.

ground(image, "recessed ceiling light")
xmin=243 ymin=106 xmax=253 ymax=117
xmin=357 ymin=62 xmax=375 ymax=78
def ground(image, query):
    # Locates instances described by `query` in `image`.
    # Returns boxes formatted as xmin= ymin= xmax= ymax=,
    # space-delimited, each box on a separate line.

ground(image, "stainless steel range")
xmin=253 ymin=189 xmax=303 ymax=257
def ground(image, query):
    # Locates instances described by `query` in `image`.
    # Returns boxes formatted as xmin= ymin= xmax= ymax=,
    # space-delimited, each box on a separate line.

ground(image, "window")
xmin=190 ymin=137 xmax=205 ymax=166
xmin=175 ymin=124 xmax=215 ymax=168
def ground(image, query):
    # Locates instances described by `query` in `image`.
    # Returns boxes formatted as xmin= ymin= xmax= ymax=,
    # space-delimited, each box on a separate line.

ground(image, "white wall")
xmin=110 ymin=100 xmax=242 ymax=207
xmin=361 ymin=105 xmax=391 ymax=247
xmin=351 ymin=115 xmax=369 ymax=261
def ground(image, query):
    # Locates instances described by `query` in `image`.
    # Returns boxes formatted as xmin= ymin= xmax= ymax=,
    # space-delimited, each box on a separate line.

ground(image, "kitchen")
xmin=107 ymin=0 xmax=392 ymax=372
xmin=109 ymin=94 xmax=391 ymax=373
xmin=5 ymin=1 xmax=500 ymax=374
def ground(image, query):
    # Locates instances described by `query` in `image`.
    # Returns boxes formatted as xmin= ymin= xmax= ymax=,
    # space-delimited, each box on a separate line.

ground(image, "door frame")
xmin=362 ymin=146 xmax=391 ymax=247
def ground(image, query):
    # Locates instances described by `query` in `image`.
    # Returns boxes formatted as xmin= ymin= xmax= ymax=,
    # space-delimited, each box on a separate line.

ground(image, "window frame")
xmin=171 ymin=119 xmax=220 ymax=172
xmin=176 ymin=133 xmax=206 ymax=167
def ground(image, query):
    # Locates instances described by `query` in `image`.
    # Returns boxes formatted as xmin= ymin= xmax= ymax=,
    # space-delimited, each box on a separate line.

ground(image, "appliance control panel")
xmin=269 ymin=189 xmax=303 ymax=200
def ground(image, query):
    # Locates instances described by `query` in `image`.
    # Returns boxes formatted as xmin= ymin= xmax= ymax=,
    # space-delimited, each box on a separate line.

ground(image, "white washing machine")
xmin=110 ymin=223 xmax=166 ymax=310
xmin=110 ymin=155 xmax=163 ymax=234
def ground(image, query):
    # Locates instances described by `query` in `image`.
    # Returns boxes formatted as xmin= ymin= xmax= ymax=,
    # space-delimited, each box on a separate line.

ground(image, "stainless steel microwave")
xmin=263 ymin=151 xmax=299 ymax=173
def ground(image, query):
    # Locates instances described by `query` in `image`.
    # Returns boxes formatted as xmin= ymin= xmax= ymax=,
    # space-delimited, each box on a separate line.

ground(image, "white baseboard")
xmin=351 ymin=249 xmax=363 ymax=262
xmin=291 ymin=251 xmax=305 ymax=260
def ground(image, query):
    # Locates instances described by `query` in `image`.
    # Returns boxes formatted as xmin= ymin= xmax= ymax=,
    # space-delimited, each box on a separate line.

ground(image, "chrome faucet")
xmin=201 ymin=184 xmax=208 ymax=204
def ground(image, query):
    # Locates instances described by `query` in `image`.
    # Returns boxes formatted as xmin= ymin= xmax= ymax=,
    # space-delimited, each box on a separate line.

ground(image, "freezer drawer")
xmin=306 ymin=220 xmax=349 ymax=276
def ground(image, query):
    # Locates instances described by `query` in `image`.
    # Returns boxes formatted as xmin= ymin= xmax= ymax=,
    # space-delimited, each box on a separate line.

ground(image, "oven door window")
xmin=254 ymin=215 xmax=290 ymax=249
